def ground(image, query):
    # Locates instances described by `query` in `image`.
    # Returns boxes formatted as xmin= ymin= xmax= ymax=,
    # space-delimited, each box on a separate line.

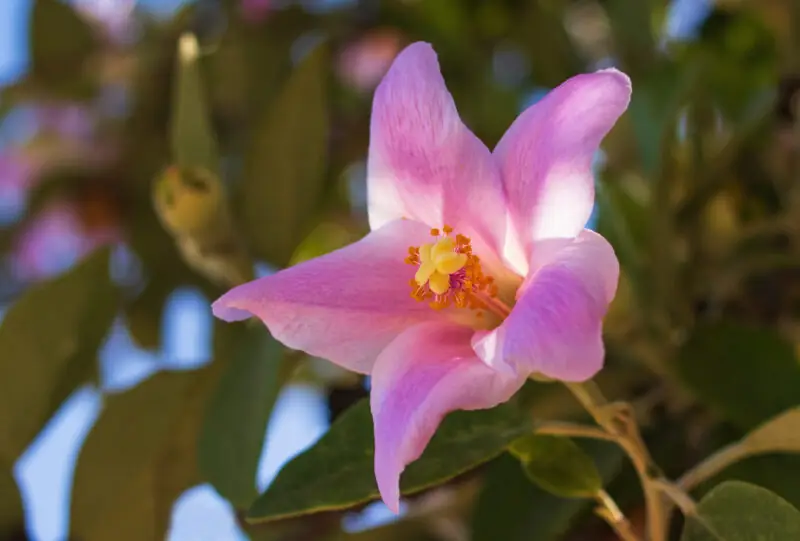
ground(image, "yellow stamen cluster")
xmin=405 ymin=225 xmax=498 ymax=312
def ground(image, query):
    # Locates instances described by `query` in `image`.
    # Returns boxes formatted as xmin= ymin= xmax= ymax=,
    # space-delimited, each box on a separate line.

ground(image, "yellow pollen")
xmin=405 ymin=224 xmax=497 ymax=312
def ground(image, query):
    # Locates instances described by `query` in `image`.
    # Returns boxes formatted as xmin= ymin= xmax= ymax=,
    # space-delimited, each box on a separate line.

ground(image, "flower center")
xmin=405 ymin=225 xmax=499 ymax=313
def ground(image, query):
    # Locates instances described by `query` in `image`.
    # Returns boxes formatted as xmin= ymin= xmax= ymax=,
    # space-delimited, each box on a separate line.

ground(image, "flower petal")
xmin=473 ymin=230 xmax=619 ymax=381
xmin=370 ymin=321 xmax=525 ymax=512
xmin=212 ymin=219 xmax=439 ymax=374
xmin=494 ymin=69 xmax=631 ymax=273
xmin=367 ymin=42 xmax=507 ymax=264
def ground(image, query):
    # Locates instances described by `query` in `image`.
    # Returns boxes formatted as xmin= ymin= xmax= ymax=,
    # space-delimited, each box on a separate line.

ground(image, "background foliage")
xmin=1 ymin=0 xmax=800 ymax=539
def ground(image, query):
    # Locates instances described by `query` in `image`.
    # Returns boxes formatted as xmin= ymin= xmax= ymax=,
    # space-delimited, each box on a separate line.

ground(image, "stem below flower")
xmin=566 ymin=381 xmax=667 ymax=541
xmin=596 ymin=489 xmax=642 ymax=541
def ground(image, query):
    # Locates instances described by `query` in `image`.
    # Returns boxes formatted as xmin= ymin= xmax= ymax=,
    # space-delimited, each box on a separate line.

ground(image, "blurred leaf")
xmin=701 ymin=455 xmax=800 ymax=510
xmin=199 ymin=323 xmax=285 ymax=507
xmin=471 ymin=440 xmax=624 ymax=541
xmin=691 ymin=8 xmax=777 ymax=120
xmin=290 ymin=221 xmax=363 ymax=266
xmin=241 ymin=44 xmax=329 ymax=267
xmin=595 ymin=178 xmax=649 ymax=285
xmin=0 ymin=465 xmax=23 ymax=538
xmin=675 ymin=322 xmax=800 ymax=430
xmin=509 ymin=435 xmax=603 ymax=498
xmin=70 ymin=371 xmax=194 ymax=541
xmin=627 ymin=61 xmax=692 ymax=175
xmin=70 ymin=354 xmax=230 ymax=541
xmin=123 ymin=279 xmax=174 ymax=351
xmin=742 ymin=406 xmax=800 ymax=454
xmin=29 ymin=0 xmax=98 ymax=97
xmin=247 ymin=400 xmax=531 ymax=523
xmin=681 ymin=481 xmax=800 ymax=541
xmin=517 ymin=2 xmax=581 ymax=87
xmin=603 ymin=0 xmax=656 ymax=75
xmin=170 ymin=33 xmax=221 ymax=174
xmin=0 ymin=248 xmax=118 ymax=462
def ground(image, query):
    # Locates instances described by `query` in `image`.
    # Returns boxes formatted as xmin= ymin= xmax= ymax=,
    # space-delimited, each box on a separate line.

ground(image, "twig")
xmin=595 ymin=489 xmax=642 ymax=541
xmin=677 ymin=442 xmax=749 ymax=492
xmin=535 ymin=421 xmax=619 ymax=442
xmin=566 ymin=382 xmax=666 ymax=541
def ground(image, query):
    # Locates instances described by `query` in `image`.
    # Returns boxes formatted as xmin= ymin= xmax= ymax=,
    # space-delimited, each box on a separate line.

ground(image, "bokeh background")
xmin=1 ymin=0 xmax=799 ymax=540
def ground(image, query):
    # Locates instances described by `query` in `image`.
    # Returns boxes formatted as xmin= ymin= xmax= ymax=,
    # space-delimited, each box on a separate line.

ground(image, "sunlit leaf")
xmin=509 ymin=435 xmax=603 ymax=498
xmin=742 ymin=407 xmax=800 ymax=454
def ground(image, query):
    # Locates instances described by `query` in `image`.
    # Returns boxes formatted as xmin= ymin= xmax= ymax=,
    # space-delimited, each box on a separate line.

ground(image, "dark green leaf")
xmin=603 ymin=0 xmax=656 ymax=75
xmin=0 ymin=248 xmax=118 ymax=461
xmin=471 ymin=440 xmax=624 ymax=541
xmin=0 ymin=464 xmax=24 ymax=537
xmin=626 ymin=61 xmax=692 ymax=175
xmin=681 ymin=481 xmax=800 ymax=541
xmin=696 ymin=454 xmax=800 ymax=511
xmin=675 ymin=322 xmax=800 ymax=430
xmin=29 ymin=0 xmax=98 ymax=97
xmin=199 ymin=323 xmax=285 ymax=507
xmin=240 ymin=44 xmax=329 ymax=266
xmin=247 ymin=400 xmax=531 ymax=523
xmin=509 ymin=435 xmax=603 ymax=498
xmin=170 ymin=33 xmax=221 ymax=174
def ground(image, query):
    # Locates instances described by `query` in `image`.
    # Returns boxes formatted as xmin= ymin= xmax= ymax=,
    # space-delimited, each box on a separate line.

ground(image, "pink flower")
xmin=213 ymin=43 xmax=630 ymax=512
xmin=338 ymin=29 xmax=403 ymax=91
xmin=11 ymin=199 xmax=121 ymax=281
xmin=240 ymin=0 xmax=271 ymax=23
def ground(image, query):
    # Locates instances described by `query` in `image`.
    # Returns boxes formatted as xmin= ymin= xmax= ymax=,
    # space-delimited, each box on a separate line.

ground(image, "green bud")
xmin=152 ymin=165 xmax=253 ymax=286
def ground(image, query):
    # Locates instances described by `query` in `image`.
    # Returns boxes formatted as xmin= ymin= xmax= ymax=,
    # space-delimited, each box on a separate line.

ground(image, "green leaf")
xmin=0 ymin=248 xmax=118 ymax=461
xmin=0 ymin=465 xmax=24 ymax=538
xmin=509 ymin=435 xmax=603 ymax=498
xmin=123 ymin=279 xmax=174 ymax=351
xmin=170 ymin=33 xmax=221 ymax=174
xmin=681 ymin=481 xmax=800 ymax=541
xmin=603 ymin=0 xmax=656 ymax=75
xmin=199 ymin=323 xmax=285 ymax=507
xmin=70 ymin=322 xmax=253 ymax=541
xmin=675 ymin=322 xmax=800 ymax=430
xmin=742 ymin=406 xmax=800 ymax=454
xmin=29 ymin=0 xmax=98 ymax=97
xmin=706 ymin=455 xmax=800 ymax=510
xmin=471 ymin=440 xmax=624 ymax=541
xmin=70 ymin=372 xmax=194 ymax=541
xmin=247 ymin=400 xmax=531 ymax=523
xmin=240 ymin=44 xmax=329 ymax=267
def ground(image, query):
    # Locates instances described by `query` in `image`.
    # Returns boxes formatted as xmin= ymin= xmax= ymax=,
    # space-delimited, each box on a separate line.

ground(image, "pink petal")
xmin=494 ymin=69 xmax=631 ymax=273
xmin=371 ymin=322 xmax=525 ymax=512
xmin=212 ymin=219 xmax=440 ymax=374
xmin=367 ymin=42 xmax=507 ymax=264
xmin=473 ymin=230 xmax=619 ymax=381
